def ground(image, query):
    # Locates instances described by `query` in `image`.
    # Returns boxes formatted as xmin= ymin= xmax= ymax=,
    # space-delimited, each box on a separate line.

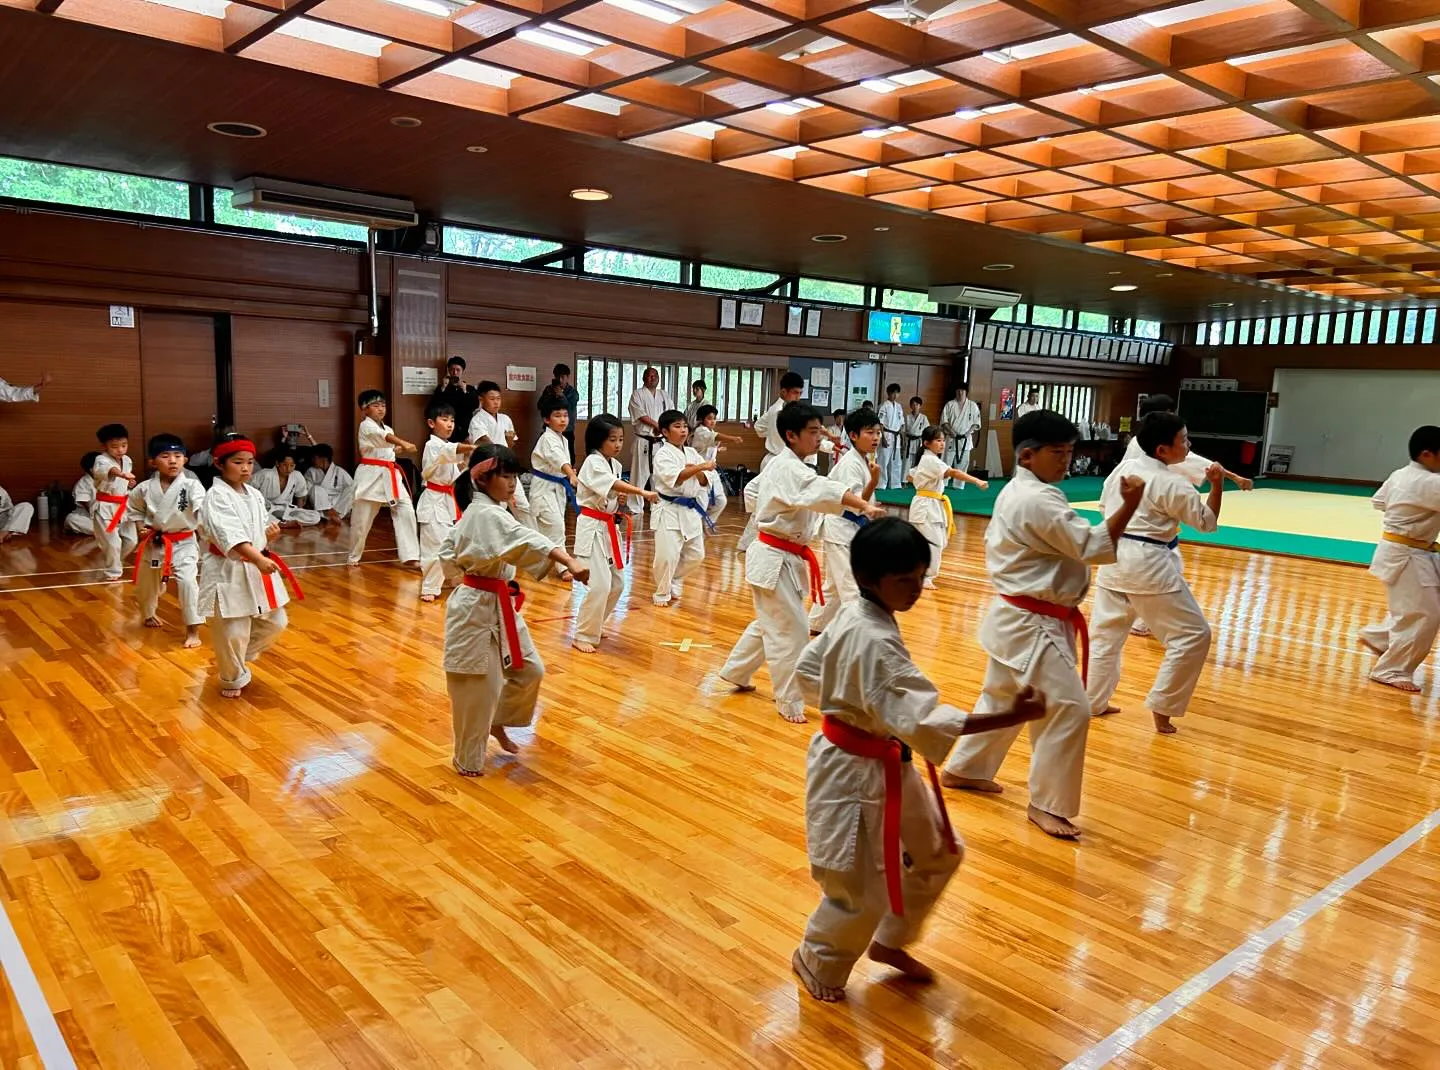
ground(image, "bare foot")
xmin=1372 ymin=675 xmax=1421 ymax=693
xmin=220 ymin=687 xmax=242 ymax=699
xmin=791 ymin=949 xmax=845 ymax=1002
xmin=452 ymin=758 xmax=484 ymax=777
xmin=572 ymin=640 xmax=599 ymax=654
xmin=779 ymin=708 xmax=807 ymax=724
xmin=940 ymin=772 xmax=1002 ymax=793
xmin=652 ymin=598 xmax=671 ymax=607
xmin=1153 ymin=713 xmax=1177 ymax=734
xmin=1094 ymin=704 xmax=1121 ymax=718
xmin=0 ymin=532 xmax=13 ymax=545
xmin=324 ymin=510 xmax=341 ymax=523
xmin=143 ymin=616 xmax=163 ymax=629
xmin=923 ymin=579 xmax=938 ymax=590
xmin=420 ymin=594 xmax=437 ymax=603
xmin=348 ymin=560 xmax=362 ymax=568
xmin=867 ymin=943 xmax=935 ymax=983
xmin=490 ymin=726 xmax=519 ymax=754
xmin=1027 ymin=804 xmax=1080 ymax=839
xmin=720 ymin=676 xmax=756 ymax=693
xmin=183 ymin=629 xmax=202 ymax=649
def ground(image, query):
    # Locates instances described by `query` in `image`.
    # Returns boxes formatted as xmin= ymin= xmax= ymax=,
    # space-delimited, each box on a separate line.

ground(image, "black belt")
xmin=1122 ymin=533 xmax=1180 ymax=549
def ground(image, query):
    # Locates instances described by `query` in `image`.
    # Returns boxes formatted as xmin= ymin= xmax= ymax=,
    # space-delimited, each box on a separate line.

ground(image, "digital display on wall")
xmin=864 ymin=311 xmax=923 ymax=345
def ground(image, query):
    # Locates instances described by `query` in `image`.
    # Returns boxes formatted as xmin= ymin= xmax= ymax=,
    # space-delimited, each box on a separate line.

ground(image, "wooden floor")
xmin=1 ymin=506 xmax=1438 ymax=1069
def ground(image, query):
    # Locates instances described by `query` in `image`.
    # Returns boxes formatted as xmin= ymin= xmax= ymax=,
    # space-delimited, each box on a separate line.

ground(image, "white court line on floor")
xmin=0 ymin=901 xmax=77 ymax=1070
xmin=1064 ymin=806 xmax=1440 ymax=1070
xmin=0 ymin=557 xmax=401 ymax=594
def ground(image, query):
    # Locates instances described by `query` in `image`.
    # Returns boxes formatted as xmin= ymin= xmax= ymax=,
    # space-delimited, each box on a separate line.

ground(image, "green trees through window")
xmin=0 ymin=156 xmax=188 ymax=218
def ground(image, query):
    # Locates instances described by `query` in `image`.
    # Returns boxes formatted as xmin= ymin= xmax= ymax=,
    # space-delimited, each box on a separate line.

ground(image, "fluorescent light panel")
xmin=860 ymin=78 xmax=901 ymax=93
xmin=675 ymin=121 xmax=725 ymax=138
xmin=1137 ymin=0 xmax=1262 ymax=28
xmin=766 ymin=98 xmax=822 ymax=114
xmin=145 ymin=0 xmax=229 ymax=15
xmin=571 ymin=94 xmax=626 ymax=115
xmin=381 ymin=0 xmax=463 ymax=16
xmin=861 ymin=125 xmax=906 ymax=138
xmin=277 ymin=17 xmax=389 ymax=55
xmin=517 ymin=24 xmax=610 ymax=55
xmin=1006 ymin=33 xmax=1085 ymax=60
xmin=604 ymin=0 xmax=687 ymax=23
xmin=438 ymin=59 xmax=517 ymax=87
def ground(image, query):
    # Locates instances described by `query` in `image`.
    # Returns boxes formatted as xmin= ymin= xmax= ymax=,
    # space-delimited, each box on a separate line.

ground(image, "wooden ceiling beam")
xmin=224 ymin=0 xmax=326 ymax=53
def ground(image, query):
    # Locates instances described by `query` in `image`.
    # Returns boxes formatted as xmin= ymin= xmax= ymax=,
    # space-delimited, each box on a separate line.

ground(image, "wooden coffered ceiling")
xmin=14 ymin=0 xmax=1440 ymax=306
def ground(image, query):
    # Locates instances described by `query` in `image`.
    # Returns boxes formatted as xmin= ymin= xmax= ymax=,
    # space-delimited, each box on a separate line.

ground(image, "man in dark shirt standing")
xmin=539 ymin=362 xmax=581 ymax=455
xmin=432 ymin=356 xmax=479 ymax=439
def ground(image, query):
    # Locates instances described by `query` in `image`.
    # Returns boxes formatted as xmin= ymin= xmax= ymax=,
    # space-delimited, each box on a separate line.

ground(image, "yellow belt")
xmin=1383 ymin=531 xmax=1440 ymax=552
xmin=915 ymin=489 xmax=954 ymax=537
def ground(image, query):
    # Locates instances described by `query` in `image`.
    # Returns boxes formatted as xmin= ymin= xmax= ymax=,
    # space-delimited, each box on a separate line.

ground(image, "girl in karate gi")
xmin=529 ymin=397 xmax=578 ymax=582
xmin=940 ymin=410 xmax=1144 ymax=840
xmin=649 ymin=409 xmax=715 ymax=607
xmin=792 ymin=518 xmax=1043 ymax=1002
xmin=572 ymin=414 xmax=658 ymax=653
xmin=906 ymin=426 xmax=988 ymax=589
xmin=128 ymin=433 xmax=206 ymax=648
xmin=439 ymin=445 xmax=589 ymax=775
xmin=199 ymin=434 xmax=303 ymax=698
xmin=417 ymin=402 xmax=477 ymax=602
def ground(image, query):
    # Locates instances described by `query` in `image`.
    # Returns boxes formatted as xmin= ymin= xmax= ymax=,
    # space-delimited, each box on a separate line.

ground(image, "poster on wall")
xmin=999 ymin=386 xmax=1014 ymax=420
xmin=810 ymin=366 xmax=830 ymax=388
xmin=850 ymin=385 xmax=870 ymax=409
xmin=810 ymin=388 xmax=830 ymax=409
xmin=719 ymin=298 xmax=738 ymax=330
xmin=401 ymin=366 xmax=439 ymax=395
xmin=506 ymin=365 xmax=538 ymax=391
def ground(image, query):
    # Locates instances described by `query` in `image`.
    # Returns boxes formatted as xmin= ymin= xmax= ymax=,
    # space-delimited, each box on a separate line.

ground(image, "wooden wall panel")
xmin=232 ymin=317 xmax=354 ymax=463
xmin=1169 ymin=343 xmax=1440 ymax=391
xmin=0 ymin=299 xmax=142 ymax=503
xmin=389 ymin=261 xmax=446 ymax=438
xmin=140 ymin=312 xmax=217 ymax=454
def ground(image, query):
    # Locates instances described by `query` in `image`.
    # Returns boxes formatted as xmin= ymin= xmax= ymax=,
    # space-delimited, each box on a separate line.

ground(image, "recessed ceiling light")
xmin=874 ymin=226 xmax=890 ymax=232
xmin=1108 ymin=270 xmax=1122 ymax=275
xmin=861 ymin=125 xmax=906 ymax=139
xmin=811 ymin=234 xmax=847 ymax=243
xmin=1110 ymin=284 xmax=1138 ymax=292
xmin=955 ymin=108 xmax=983 ymax=120
xmin=1210 ymin=301 xmax=1233 ymax=308
xmin=1156 ymin=272 xmax=1173 ymax=277
xmin=390 ymin=116 xmax=422 ymax=127
xmin=466 ymin=145 xmax=488 ymax=153
xmin=570 ymin=188 xmax=611 ymax=201
xmin=206 ymin=121 xmax=266 ymax=139
xmin=982 ymin=263 xmax=1015 ymax=271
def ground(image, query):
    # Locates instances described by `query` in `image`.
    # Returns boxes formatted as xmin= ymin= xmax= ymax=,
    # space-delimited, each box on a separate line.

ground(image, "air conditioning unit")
xmin=927 ymin=284 xmax=1022 ymax=309
xmin=231 ymin=177 xmax=419 ymax=230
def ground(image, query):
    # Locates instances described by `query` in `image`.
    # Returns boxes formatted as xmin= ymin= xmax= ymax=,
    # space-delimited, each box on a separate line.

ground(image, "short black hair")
xmin=81 ymin=450 xmax=99 ymax=473
xmin=310 ymin=443 xmax=334 ymax=461
xmin=832 ymin=409 xmax=845 ymax=418
xmin=956 ymin=381 xmax=970 ymax=392
xmin=695 ymin=404 xmax=718 ymax=422
xmin=97 ymin=423 xmax=129 ymax=444
xmin=844 ymin=408 xmax=882 ymax=435
xmin=147 ymin=433 xmax=186 ymax=458
xmin=471 ymin=442 xmax=528 ymax=477
xmin=358 ymin=389 xmax=386 ymax=408
xmin=447 ymin=356 xmax=466 ymax=369
xmin=586 ymin=413 xmax=624 ymax=454
xmin=851 ymin=517 xmax=931 ymax=588
xmin=886 ymin=383 xmax=901 ymax=395
xmin=553 ymin=362 xmax=571 ymax=377
xmin=658 ymin=408 xmax=687 ymax=432
xmin=780 ymin=371 xmax=804 ymax=392
xmin=691 ymin=379 xmax=706 ymax=391
xmin=1013 ymin=409 xmax=1079 ymax=447
xmin=1409 ymin=425 xmax=1440 ymax=459
xmin=777 ymin=400 xmax=824 ymax=439
xmin=922 ymin=424 xmax=944 ymax=445
xmin=1139 ymin=394 xmax=1175 ymax=419
xmin=910 ymin=396 xmax=923 ymax=406
xmin=268 ymin=445 xmax=297 ymax=467
xmin=426 ymin=401 xmax=456 ymax=422
xmin=477 ymin=379 xmax=501 ymax=396
xmin=1138 ymin=411 xmax=1186 ymax=457
xmin=540 ymin=395 xmax=570 ymax=419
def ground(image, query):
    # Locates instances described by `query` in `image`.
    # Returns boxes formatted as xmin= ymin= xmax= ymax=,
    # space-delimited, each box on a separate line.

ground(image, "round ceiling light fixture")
xmin=390 ymin=116 xmax=423 ymax=128
xmin=1209 ymin=301 xmax=1234 ymax=308
xmin=466 ymin=145 xmax=489 ymax=154
xmin=570 ymin=188 xmax=612 ymax=201
xmin=206 ymin=121 xmax=267 ymax=139
xmin=811 ymin=233 xmax=848 ymax=243
xmin=982 ymin=262 xmax=1015 ymax=271
xmin=1156 ymin=272 xmax=1174 ymax=277
xmin=1110 ymin=284 xmax=1138 ymax=292
xmin=873 ymin=226 xmax=891 ymax=232
xmin=1108 ymin=270 xmax=1123 ymax=275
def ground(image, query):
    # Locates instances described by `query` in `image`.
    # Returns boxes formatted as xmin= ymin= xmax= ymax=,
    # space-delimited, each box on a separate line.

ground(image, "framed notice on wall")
xmin=739 ymin=301 xmax=765 ymax=327
xmin=719 ymin=298 xmax=738 ymax=329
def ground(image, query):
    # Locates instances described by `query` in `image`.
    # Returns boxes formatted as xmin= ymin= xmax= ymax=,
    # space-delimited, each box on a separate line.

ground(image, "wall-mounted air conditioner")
xmin=231 ymin=177 xmax=419 ymax=230
xmin=926 ymin=284 xmax=1022 ymax=309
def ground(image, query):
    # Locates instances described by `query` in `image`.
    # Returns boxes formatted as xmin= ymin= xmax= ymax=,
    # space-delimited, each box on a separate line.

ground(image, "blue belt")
xmin=531 ymin=470 xmax=578 ymax=513
xmin=842 ymin=510 xmax=870 ymax=527
xmin=660 ymin=493 xmax=718 ymax=533
xmin=1122 ymin=533 xmax=1179 ymax=549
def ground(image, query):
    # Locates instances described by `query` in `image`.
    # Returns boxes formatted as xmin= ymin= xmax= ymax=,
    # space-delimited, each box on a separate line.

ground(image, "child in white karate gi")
xmin=418 ymin=402 xmax=478 ymax=603
xmin=719 ymin=402 xmax=885 ymax=723
xmin=940 ymin=410 xmax=1143 ymax=839
xmin=0 ymin=485 xmax=32 ymax=543
xmin=689 ymin=404 xmax=742 ymax=527
xmin=440 ymin=445 xmax=589 ymax=775
xmin=199 ymin=435 xmax=301 ymax=698
xmin=807 ymin=407 xmax=882 ymax=635
xmin=1359 ymin=424 xmax=1440 ymax=693
xmin=348 ymin=389 xmax=420 ymax=567
xmin=650 ymin=409 xmax=715 ymax=607
xmin=253 ymin=449 xmax=322 ymax=528
xmin=468 ymin=380 xmax=533 ymax=529
xmin=793 ymin=518 xmax=1044 ymax=1002
xmin=530 ymin=397 xmax=578 ymax=582
xmin=92 ymin=423 xmax=140 ymax=580
xmin=129 ymin=433 xmax=206 ymax=648
xmin=571 ymin=414 xmax=657 ymax=653
xmin=1086 ymin=412 xmax=1223 ymax=734
xmin=305 ymin=444 xmax=354 ymax=522
xmin=906 ymin=425 xmax=988 ymax=589
xmin=65 ymin=454 xmax=98 ymax=536
xmin=902 ymin=396 xmax=928 ymax=468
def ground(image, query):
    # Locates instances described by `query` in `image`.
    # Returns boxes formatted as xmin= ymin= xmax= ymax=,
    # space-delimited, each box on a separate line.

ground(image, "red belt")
xmin=580 ymin=506 xmax=633 ymax=567
xmin=758 ymin=530 xmax=824 ymax=605
xmin=426 ymin=481 xmax=461 ymax=522
xmin=462 ymin=574 xmax=527 ymax=670
xmin=821 ymin=716 xmax=958 ymax=917
xmin=209 ymin=544 xmax=305 ymax=609
xmin=97 ymin=493 xmax=129 ymax=533
xmin=1001 ymin=593 xmax=1089 ymax=685
xmin=360 ymin=458 xmax=405 ymax=500
xmin=132 ymin=529 xmax=194 ymax=585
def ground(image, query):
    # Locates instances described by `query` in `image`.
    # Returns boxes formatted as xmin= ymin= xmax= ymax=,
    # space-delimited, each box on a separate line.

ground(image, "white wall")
xmin=1269 ymin=369 xmax=1440 ymax=481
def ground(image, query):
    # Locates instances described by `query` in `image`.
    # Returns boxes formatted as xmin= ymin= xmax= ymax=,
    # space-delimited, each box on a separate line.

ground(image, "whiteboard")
xmin=1269 ymin=369 xmax=1440 ymax=481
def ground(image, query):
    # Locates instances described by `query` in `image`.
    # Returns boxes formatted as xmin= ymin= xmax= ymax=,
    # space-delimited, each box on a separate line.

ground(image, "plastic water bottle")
xmin=36 ymin=493 xmax=49 ymax=522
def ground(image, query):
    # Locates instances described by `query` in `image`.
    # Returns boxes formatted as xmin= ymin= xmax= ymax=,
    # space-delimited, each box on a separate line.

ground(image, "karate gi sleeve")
xmin=1025 ymin=487 xmax=1116 ymax=565
xmin=753 ymin=403 xmax=774 ymax=443
xmin=868 ymin=650 xmax=971 ymax=767
xmin=1158 ymin=477 xmax=1218 ymax=534
xmin=125 ymin=484 xmax=147 ymax=516
xmin=441 ymin=504 xmax=556 ymax=576
xmin=422 ymin=443 xmax=457 ymax=481
xmin=651 ymin=446 xmax=682 ymax=492
xmin=1170 ymin=450 xmax=1212 ymax=487
xmin=774 ymin=465 xmax=849 ymax=516
xmin=205 ymin=490 xmax=251 ymax=555
xmin=1415 ymin=471 xmax=1440 ymax=512
xmin=358 ymin=420 xmax=387 ymax=453
xmin=0 ymin=378 xmax=39 ymax=403
xmin=627 ymin=391 xmax=647 ymax=428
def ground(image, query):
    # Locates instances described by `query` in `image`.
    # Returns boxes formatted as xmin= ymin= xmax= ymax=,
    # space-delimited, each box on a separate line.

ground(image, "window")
xmin=583 ymin=248 xmax=682 ymax=283
xmin=991 ymin=303 xmax=1024 ymax=322
xmin=1350 ymin=311 xmax=1366 ymax=343
xmin=1030 ymin=305 xmax=1068 ymax=328
xmin=0 ymin=155 xmax=188 ymax=219
xmin=1283 ymin=316 xmax=1298 ymax=343
xmin=574 ymin=357 xmax=773 ymax=424
xmin=1132 ymin=318 xmax=1162 ymax=339
xmin=1076 ymin=311 xmax=1110 ymax=333
xmin=444 ymin=225 xmax=563 ymax=262
xmin=1299 ymin=315 xmax=1314 ymax=344
xmin=1314 ymin=313 xmax=1330 ymax=343
xmin=1424 ymin=309 xmax=1437 ymax=343
xmin=1369 ymin=309 xmax=1385 ymax=343
xmin=1016 ymin=380 xmax=1096 ymax=426
xmin=211 ymin=188 xmax=368 ymax=242
xmin=1403 ymin=309 xmax=1420 ymax=343
xmin=797 ymin=277 xmax=865 ymax=304
xmin=881 ymin=288 xmax=938 ymax=314
xmin=699 ymin=264 xmax=781 ymax=291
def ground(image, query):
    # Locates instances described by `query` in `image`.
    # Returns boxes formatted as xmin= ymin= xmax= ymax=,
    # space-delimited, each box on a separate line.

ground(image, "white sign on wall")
xmin=401 ymin=366 xmax=439 ymax=395
xmin=108 ymin=305 xmax=135 ymax=328
xmin=318 ymin=378 xmax=331 ymax=408
xmin=506 ymin=365 xmax=538 ymax=391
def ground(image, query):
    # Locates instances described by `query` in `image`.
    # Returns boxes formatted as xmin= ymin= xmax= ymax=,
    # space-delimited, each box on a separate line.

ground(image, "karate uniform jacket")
xmin=127 ymin=472 xmax=205 ymax=566
xmin=198 ymin=479 xmax=288 ymax=619
xmin=354 ymin=417 xmax=406 ymax=505
xmin=417 ymin=436 xmax=465 ymax=525
xmin=745 ymin=450 xmax=847 ymax=591
xmin=651 ymin=441 xmax=708 ymax=540
xmin=1368 ymin=461 xmax=1440 ymax=589
xmin=1095 ymin=455 xmax=1217 ymax=596
xmin=574 ymin=454 xmax=624 ymax=564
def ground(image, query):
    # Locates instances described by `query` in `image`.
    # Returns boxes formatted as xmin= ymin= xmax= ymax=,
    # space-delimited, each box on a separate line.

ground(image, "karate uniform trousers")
xmin=943 ymin=602 xmax=1090 ymax=818
xmin=573 ymin=516 xmax=623 ymax=646
xmin=64 ymin=508 xmax=92 ymax=535
xmin=1085 ymin=569 xmax=1211 ymax=721
xmin=309 ymin=471 xmax=354 ymax=519
xmin=807 ymin=536 xmax=860 ymax=633
xmin=529 ymin=478 xmax=569 ymax=563
xmin=943 ymin=438 xmax=973 ymax=490
xmin=651 ymin=501 xmax=704 ymax=605
xmin=914 ymin=519 xmax=948 ymax=583
xmin=93 ymin=502 xmax=138 ymax=580
xmin=348 ymin=492 xmax=420 ymax=564
xmin=719 ymin=555 xmax=811 ymax=720
xmin=135 ymin=537 xmax=203 ymax=627
xmin=418 ymin=499 xmax=458 ymax=598
xmin=445 ymin=591 xmax=544 ymax=773
xmin=1 ymin=499 xmax=34 ymax=536
xmin=211 ymin=611 xmax=288 ymax=691
xmin=1360 ymin=550 xmax=1440 ymax=687
xmin=876 ymin=432 xmax=904 ymax=491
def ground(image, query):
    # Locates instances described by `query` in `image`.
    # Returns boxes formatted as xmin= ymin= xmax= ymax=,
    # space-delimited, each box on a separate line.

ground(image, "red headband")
xmin=213 ymin=439 xmax=257 ymax=461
